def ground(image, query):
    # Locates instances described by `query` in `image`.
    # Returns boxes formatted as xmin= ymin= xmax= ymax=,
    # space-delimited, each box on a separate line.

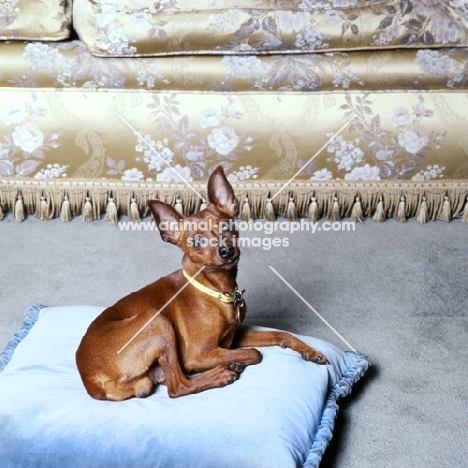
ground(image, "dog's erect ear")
xmin=147 ymin=200 xmax=183 ymax=245
xmin=206 ymin=166 xmax=239 ymax=218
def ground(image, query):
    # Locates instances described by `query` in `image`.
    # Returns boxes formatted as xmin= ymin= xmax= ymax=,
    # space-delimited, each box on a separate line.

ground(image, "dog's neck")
xmin=182 ymin=257 xmax=238 ymax=293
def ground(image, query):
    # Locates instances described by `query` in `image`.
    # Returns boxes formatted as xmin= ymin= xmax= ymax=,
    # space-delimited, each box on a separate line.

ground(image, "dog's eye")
xmin=193 ymin=235 xmax=203 ymax=248
xmin=219 ymin=221 xmax=231 ymax=233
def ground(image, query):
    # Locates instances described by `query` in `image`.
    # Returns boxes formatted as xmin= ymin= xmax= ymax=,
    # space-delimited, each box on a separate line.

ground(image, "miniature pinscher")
xmin=76 ymin=166 xmax=326 ymax=400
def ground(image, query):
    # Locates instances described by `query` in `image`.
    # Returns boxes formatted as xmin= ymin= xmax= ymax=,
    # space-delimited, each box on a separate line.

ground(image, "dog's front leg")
xmin=183 ymin=346 xmax=262 ymax=374
xmin=232 ymin=326 xmax=327 ymax=364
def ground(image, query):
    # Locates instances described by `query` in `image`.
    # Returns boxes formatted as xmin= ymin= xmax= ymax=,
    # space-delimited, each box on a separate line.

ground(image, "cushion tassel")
xmin=60 ymin=195 xmax=72 ymax=222
xmin=174 ymin=198 xmax=184 ymax=215
xmin=286 ymin=196 xmax=298 ymax=221
xmin=397 ymin=196 xmax=406 ymax=223
xmin=373 ymin=197 xmax=386 ymax=222
xmin=15 ymin=194 xmax=25 ymax=223
xmin=82 ymin=197 xmax=93 ymax=222
xmin=350 ymin=196 xmax=364 ymax=222
xmin=462 ymin=197 xmax=468 ymax=223
xmin=439 ymin=196 xmax=451 ymax=222
xmin=38 ymin=196 xmax=49 ymax=220
xmin=416 ymin=197 xmax=428 ymax=224
xmin=331 ymin=197 xmax=340 ymax=221
xmin=307 ymin=197 xmax=320 ymax=222
xmin=240 ymin=196 xmax=252 ymax=221
xmin=129 ymin=198 xmax=140 ymax=222
xmin=105 ymin=196 xmax=118 ymax=225
xmin=264 ymin=198 xmax=276 ymax=221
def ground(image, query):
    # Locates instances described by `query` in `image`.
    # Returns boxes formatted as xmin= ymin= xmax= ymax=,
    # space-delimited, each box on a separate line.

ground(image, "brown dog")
xmin=76 ymin=166 xmax=326 ymax=400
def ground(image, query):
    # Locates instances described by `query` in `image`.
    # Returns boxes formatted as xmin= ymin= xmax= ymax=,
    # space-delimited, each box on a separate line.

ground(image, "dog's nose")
xmin=219 ymin=244 xmax=235 ymax=259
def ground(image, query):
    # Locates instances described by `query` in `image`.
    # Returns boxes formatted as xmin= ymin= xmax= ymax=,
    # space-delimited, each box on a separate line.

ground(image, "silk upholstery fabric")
xmin=0 ymin=0 xmax=72 ymax=41
xmin=73 ymin=0 xmax=468 ymax=57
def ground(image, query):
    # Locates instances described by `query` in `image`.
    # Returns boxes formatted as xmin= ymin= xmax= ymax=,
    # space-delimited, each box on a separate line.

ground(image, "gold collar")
xmin=183 ymin=270 xmax=244 ymax=307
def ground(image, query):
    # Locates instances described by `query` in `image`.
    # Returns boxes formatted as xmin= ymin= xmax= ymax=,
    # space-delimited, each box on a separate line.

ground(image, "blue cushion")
xmin=0 ymin=305 xmax=369 ymax=468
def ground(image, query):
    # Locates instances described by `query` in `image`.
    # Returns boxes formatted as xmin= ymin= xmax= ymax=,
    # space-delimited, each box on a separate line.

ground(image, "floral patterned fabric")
xmin=73 ymin=0 xmax=468 ymax=57
xmin=1 ymin=41 xmax=468 ymax=92
xmin=1 ymin=1 xmax=468 ymax=220
xmin=1 ymin=88 xmax=468 ymax=183
xmin=0 ymin=0 xmax=72 ymax=41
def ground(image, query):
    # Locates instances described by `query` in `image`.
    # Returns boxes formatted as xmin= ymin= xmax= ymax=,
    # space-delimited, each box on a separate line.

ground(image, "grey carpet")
xmin=1 ymin=212 xmax=467 ymax=468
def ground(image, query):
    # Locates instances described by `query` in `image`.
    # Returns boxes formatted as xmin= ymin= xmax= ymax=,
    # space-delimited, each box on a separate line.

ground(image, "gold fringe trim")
xmin=0 ymin=178 xmax=467 ymax=224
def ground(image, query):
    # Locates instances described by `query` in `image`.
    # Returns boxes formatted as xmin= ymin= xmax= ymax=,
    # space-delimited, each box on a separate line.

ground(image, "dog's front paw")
xmin=302 ymin=349 xmax=328 ymax=365
xmin=229 ymin=362 xmax=246 ymax=374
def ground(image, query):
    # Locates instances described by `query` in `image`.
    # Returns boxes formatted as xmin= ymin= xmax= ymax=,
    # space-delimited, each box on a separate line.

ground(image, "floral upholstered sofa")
xmin=1 ymin=0 xmax=468 ymax=223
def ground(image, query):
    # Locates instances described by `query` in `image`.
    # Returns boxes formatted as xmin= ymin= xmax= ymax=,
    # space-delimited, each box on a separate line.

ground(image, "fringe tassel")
xmin=14 ymin=194 xmax=25 ymax=223
xmin=0 ymin=198 xmax=4 ymax=221
xmin=373 ymin=196 xmax=385 ymax=222
xmin=129 ymin=197 xmax=140 ymax=222
xmin=60 ymin=195 xmax=72 ymax=222
xmin=82 ymin=197 xmax=93 ymax=222
xmin=416 ymin=197 xmax=428 ymax=224
xmin=286 ymin=196 xmax=298 ymax=221
xmin=350 ymin=196 xmax=364 ymax=222
xmin=38 ymin=196 xmax=49 ymax=220
xmin=307 ymin=197 xmax=320 ymax=222
xmin=240 ymin=196 xmax=252 ymax=221
xmin=439 ymin=196 xmax=452 ymax=222
xmin=462 ymin=197 xmax=468 ymax=223
xmin=397 ymin=196 xmax=406 ymax=223
xmin=199 ymin=199 xmax=207 ymax=211
xmin=105 ymin=196 xmax=118 ymax=225
xmin=174 ymin=198 xmax=184 ymax=216
xmin=331 ymin=197 xmax=341 ymax=221
xmin=264 ymin=198 xmax=276 ymax=221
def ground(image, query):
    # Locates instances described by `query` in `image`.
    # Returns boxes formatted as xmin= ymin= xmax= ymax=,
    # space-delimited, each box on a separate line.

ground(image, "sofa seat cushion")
xmin=2 ymin=40 xmax=468 ymax=92
xmin=0 ymin=0 xmax=72 ymax=41
xmin=0 ymin=305 xmax=370 ymax=468
xmin=73 ymin=0 xmax=468 ymax=57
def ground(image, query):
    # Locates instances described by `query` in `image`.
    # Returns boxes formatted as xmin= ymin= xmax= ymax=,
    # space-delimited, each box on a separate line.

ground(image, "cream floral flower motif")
xmin=276 ymin=11 xmax=310 ymax=33
xmin=227 ymin=165 xmax=259 ymax=182
xmin=157 ymin=164 xmax=193 ymax=182
xmin=294 ymin=28 xmax=325 ymax=49
xmin=222 ymin=56 xmax=262 ymax=79
xmin=413 ymin=0 xmax=443 ymax=15
xmin=208 ymin=9 xmax=243 ymax=33
xmin=130 ymin=11 xmax=152 ymax=29
xmin=392 ymin=106 xmax=411 ymax=128
xmin=398 ymin=126 xmax=429 ymax=155
xmin=12 ymin=123 xmax=44 ymax=154
xmin=199 ymin=107 xmax=221 ymax=129
xmin=415 ymin=50 xmax=454 ymax=78
xmin=207 ymin=126 xmax=240 ymax=156
xmin=311 ymin=168 xmax=333 ymax=180
xmin=122 ymin=168 xmax=144 ymax=181
xmin=2 ymin=105 xmax=24 ymax=126
xmin=0 ymin=0 xmax=18 ymax=15
xmin=34 ymin=163 xmax=68 ymax=179
xmin=411 ymin=164 xmax=445 ymax=181
xmin=327 ymin=135 xmax=363 ymax=171
xmin=344 ymin=164 xmax=380 ymax=180
xmin=324 ymin=10 xmax=342 ymax=26
xmin=23 ymin=44 xmax=62 ymax=73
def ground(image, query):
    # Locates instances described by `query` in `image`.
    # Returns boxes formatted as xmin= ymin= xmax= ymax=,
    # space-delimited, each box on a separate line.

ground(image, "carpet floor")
xmin=1 ymin=212 xmax=467 ymax=468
